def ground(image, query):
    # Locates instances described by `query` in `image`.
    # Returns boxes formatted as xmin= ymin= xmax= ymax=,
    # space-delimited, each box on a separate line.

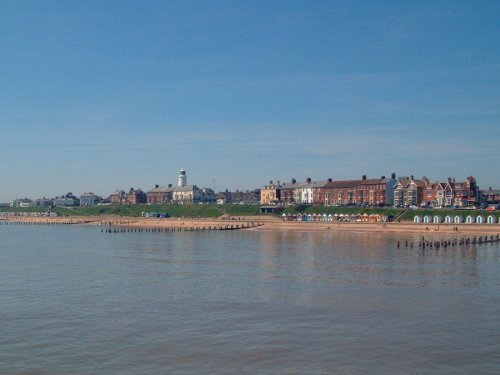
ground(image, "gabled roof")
xmin=307 ymin=180 xmax=330 ymax=188
xmin=410 ymin=179 xmax=427 ymax=188
xmin=360 ymin=178 xmax=383 ymax=185
xmin=396 ymin=178 xmax=426 ymax=188
xmin=396 ymin=178 xmax=410 ymax=188
xmin=147 ymin=186 xmax=175 ymax=193
xmin=172 ymin=185 xmax=199 ymax=193
xmin=280 ymin=181 xmax=310 ymax=189
xmin=324 ymin=179 xmax=363 ymax=189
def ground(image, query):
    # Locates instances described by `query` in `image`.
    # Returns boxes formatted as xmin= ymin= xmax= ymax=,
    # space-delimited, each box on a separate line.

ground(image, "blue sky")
xmin=0 ymin=1 xmax=498 ymax=201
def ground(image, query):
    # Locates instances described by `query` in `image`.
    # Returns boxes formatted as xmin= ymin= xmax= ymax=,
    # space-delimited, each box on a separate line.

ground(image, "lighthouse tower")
xmin=178 ymin=168 xmax=187 ymax=187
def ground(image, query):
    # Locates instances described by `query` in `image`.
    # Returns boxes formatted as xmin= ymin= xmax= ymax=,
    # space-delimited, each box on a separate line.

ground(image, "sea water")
xmin=1 ymin=225 xmax=499 ymax=374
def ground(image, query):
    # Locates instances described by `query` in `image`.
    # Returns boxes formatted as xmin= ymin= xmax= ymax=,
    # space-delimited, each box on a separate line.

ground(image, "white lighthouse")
xmin=178 ymin=168 xmax=187 ymax=187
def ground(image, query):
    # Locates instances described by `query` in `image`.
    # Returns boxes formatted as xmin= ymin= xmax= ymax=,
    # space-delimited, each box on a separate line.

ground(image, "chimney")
xmin=448 ymin=177 xmax=452 ymax=183
xmin=168 ymin=184 xmax=172 ymax=188
xmin=381 ymin=176 xmax=385 ymax=180
xmin=391 ymin=172 xmax=396 ymax=179
xmin=306 ymin=177 xmax=312 ymax=183
xmin=277 ymin=180 xmax=280 ymax=186
xmin=269 ymin=180 xmax=273 ymax=185
xmin=291 ymin=178 xmax=296 ymax=184
xmin=411 ymin=175 xmax=414 ymax=180
xmin=362 ymin=175 xmax=367 ymax=180
xmin=155 ymin=184 xmax=159 ymax=188
xmin=328 ymin=178 xmax=332 ymax=183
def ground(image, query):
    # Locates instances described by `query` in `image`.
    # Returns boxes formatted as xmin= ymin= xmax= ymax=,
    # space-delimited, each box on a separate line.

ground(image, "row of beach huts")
xmin=414 ymin=214 xmax=499 ymax=224
xmin=282 ymin=213 xmax=387 ymax=222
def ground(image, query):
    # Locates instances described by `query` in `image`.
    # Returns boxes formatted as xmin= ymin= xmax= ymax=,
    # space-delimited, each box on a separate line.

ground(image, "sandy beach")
xmin=2 ymin=215 xmax=499 ymax=236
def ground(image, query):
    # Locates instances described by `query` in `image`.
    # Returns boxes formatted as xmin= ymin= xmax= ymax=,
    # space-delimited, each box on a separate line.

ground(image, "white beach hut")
xmin=445 ymin=215 xmax=453 ymax=224
xmin=476 ymin=215 xmax=485 ymax=224
xmin=466 ymin=215 xmax=475 ymax=224
xmin=487 ymin=215 xmax=497 ymax=224
xmin=454 ymin=215 xmax=464 ymax=224
xmin=414 ymin=215 xmax=422 ymax=224
xmin=423 ymin=215 xmax=431 ymax=224
xmin=433 ymin=215 xmax=442 ymax=224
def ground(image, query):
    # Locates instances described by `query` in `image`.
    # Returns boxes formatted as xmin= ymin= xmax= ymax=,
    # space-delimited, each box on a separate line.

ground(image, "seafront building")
xmin=109 ymin=190 xmax=127 ymax=205
xmin=11 ymin=198 xmax=33 ymax=208
xmin=422 ymin=177 xmax=479 ymax=208
xmin=3 ymin=171 xmax=490 ymax=210
xmin=481 ymin=188 xmax=500 ymax=203
xmin=263 ymin=174 xmax=479 ymax=208
xmin=80 ymin=192 xmax=98 ymax=207
xmin=319 ymin=174 xmax=398 ymax=206
xmin=53 ymin=197 xmax=77 ymax=206
xmin=146 ymin=168 xmax=213 ymax=204
xmin=260 ymin=181 xmax=281 ymax=205
xmin=35 ymin=198 xmax=52 ymax=207
xmin=393 ymin=176 xmax=427 ymax=207
xmin=147 ymin=185 xmax=174 ymax=204
xmin=126 ymin=188 xmax=147 ymax=204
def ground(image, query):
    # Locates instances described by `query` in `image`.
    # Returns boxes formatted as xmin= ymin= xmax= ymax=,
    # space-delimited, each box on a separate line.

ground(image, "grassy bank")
xmin=0 ymin=204 xmax=261 ymax=218
xmin=1 ymin=204 xmax=498 ymax=220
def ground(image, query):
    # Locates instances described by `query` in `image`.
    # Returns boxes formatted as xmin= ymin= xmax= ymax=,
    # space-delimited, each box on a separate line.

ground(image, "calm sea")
xmin=1 ymin=225 xmax=499 ymax=374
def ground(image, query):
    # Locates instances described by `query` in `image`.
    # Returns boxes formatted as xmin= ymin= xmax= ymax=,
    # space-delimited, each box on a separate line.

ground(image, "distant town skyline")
xmin=1 ymin=1 xmax=499 ymax=202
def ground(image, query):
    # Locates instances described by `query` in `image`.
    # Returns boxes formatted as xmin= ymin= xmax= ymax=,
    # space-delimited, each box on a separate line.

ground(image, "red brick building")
xmin=127 ymin=188 xmax=147 ymax=204
xmin=322 ymin=179 xmax=363 ymax=205
xmin=422 ymin=176 xmax=478 ymax=207
xmin=147 ymin=185 xmax=174 ymax=204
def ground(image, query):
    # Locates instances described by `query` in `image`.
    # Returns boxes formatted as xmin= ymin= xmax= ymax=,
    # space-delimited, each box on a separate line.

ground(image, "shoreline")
xmin=1 ymin=215 xmax=499 ymax=235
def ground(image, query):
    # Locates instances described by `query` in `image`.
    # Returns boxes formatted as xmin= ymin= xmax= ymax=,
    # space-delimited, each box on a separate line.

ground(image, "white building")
xmin=11 ymin=198 xmax=33 ymax=208
xmin=80 ymin=192 xmax=98 ymax=207
xmin=54 ymin=197 xmax=76 ymax=207
xmin=172 ymin=185 xmax=202 ymax=204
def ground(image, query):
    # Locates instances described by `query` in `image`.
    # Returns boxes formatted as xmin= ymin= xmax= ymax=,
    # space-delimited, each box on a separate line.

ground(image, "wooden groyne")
xmin=101 ymin=222 xmax=264 ymax=234
xmin=396 ymin=234 xmax=500 ymax=249
xmin=0 ymin=219 xmax=97 ymax=225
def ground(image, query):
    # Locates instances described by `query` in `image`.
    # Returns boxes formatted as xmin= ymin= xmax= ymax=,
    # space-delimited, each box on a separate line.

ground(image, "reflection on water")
xmin=1 ymin=225 xmax=499 ymax=374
